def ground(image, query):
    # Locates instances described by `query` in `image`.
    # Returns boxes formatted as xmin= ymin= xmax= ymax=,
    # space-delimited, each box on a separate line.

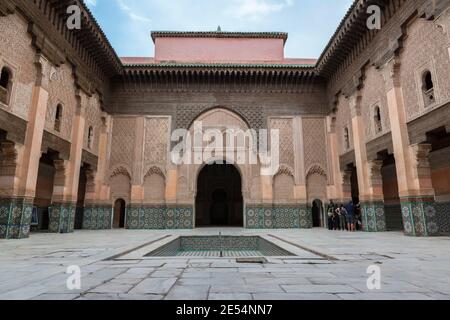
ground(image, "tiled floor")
xmin=0 ymin=228 xmax=449 ymax=300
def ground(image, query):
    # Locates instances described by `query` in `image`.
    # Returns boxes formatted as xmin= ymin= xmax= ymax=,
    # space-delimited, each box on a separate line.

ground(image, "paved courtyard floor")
xmin=0 ymin=228 xmax=449 ymax=300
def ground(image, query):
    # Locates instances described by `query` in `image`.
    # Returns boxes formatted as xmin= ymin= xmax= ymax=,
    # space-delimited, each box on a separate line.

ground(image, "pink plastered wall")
xmin=154 ymin=37 xmax=285 ymax=63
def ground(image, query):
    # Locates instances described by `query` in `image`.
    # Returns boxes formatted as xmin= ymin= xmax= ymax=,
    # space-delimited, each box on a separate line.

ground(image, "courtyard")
xmin=0 ymin=228 xmax=449 ymax=300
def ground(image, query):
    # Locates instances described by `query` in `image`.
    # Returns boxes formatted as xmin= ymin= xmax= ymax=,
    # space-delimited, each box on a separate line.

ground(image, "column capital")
xmin=326 ymin=114 xmax=337 ymax=134
xmin=75 ymin=89 xmax=89 ymax=116
xmin=410 ymin=143 xmax=433 ymax=179
xmin=381 ymin=57 xmax=402 ymax=90
xmin=34 ymin=54 xmax=53 ymax=89
xmin=347 ymin=94 xmax=362 ymax=118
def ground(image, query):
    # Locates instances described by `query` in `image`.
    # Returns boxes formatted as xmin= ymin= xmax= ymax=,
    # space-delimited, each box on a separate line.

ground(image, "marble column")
xmin=382 ymin=58 xmax=438 ymax=236
xmin=49 ymin=90 xmax=87 ymax=233
xmin=348 ymin=94 xmax=386 ymax=231
xmin=0 ymin=55 xmax=52 ymax=239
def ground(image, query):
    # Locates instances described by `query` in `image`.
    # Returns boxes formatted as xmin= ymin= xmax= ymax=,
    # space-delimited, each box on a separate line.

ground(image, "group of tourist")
xmin=326 ymin=200 xmax=362 ymax=232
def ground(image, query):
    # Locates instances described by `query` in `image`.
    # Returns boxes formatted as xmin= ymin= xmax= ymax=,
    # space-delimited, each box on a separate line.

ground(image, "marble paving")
xmin=0 ymin=228 xmax=449 ymax=300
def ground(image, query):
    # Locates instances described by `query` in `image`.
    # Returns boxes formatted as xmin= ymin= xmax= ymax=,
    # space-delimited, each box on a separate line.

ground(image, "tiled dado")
xmin=82 ymin=205 xmax=113 ymax=230
xmin=434 ymin=202 xmax=450 ymax=234
xmin=361 ymin=201 xmax=387 ymax=232
xmin=0 ymin=197 xmax=33 ymax=239
xmin=400 ymin=197 xmax=439 ymax=237
xmin=49 ymin=203 xmax=76 ymax=233
xmin=245 ymin=205 xmax=311 ymax=229
xmin=125 ymin=205 xmax=194 ymax=230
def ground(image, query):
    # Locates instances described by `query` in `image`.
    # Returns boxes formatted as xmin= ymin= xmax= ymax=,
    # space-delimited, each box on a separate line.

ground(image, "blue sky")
xmin=85 ymin=0 xmax=354 ymax=59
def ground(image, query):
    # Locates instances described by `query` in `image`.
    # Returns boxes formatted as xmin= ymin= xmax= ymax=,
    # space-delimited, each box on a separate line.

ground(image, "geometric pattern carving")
xmin=401 ymin=197 xmax=439 ymax=237
xmin=110 ymin=166 xmax=131 ymax=179
xmin=302 ymin=117 xmax=327 ymax=173
xmin=125 ymin=205 xmax=194 ymax=230
xmin=0 ymin=197 xmax=33 ymax=239
xmin=270 ymin=118 xmax=294 ymax=169
xmin=110 ymin=117 xmax=136 ymax=171
xmin=48 ymin=202 xmax=76 ymax=233
xmin=143 ymin=165 xmax=165 ymax=179
xmin=144 ymin=117 xmax=169 ymax=171
xmin=306 ymin=164 xmax=327 ymax=178
xmin=361 ymin=201 xmax=386 ymax=232
xmin=176 ymin=105 xmax=264 ymax=131
xmin=82 ymin=205 xmax=113 ymax=230
xmin=245 ymin=204 xmax=311 ymax=229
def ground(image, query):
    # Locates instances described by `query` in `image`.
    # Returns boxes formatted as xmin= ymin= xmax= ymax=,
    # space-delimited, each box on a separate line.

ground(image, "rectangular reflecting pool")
xmin=145 ymin=236 xmax=295 ymax=257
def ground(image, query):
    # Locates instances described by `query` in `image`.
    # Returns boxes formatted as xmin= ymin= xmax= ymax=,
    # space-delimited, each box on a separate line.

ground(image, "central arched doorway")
xmin=196 ymin=162 xmax=243 ymax=227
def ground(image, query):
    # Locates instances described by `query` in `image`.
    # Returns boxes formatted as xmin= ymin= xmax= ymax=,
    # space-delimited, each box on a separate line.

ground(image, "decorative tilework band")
xmin=0 ymin=197 xmax=33 ymax=239
xmin=49 ymin=203 xmax=76 ymax=233
xmin=400 ymin=197 xmax=439 ymax=237
xmin=245 ymin=205 xmax=311 ymax=229
xmin=82 ymin=205 xmax=113 ymax=230
xmin=361 ymin=201 xmax=386 ymax=232
xmin=125 ymin=205 xmax=194 ymax=230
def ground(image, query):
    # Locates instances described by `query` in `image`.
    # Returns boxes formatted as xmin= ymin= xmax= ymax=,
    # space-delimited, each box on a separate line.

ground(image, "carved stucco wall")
xmin=335 ymin=96 xmax=353 ymax=156
xmin=302 ymin=117 xmax=327 ymax=174
xmin=45 ymin=63 xmax=77 ymax=142
xmin=273 ymin=168 xmax=295 ymax=203
xmin=269 ymin=118 xmax=294 ymax=170
xmin=110 ymin=117 xmax=136 ymax=176
xmin=307 ymin=171 xmax=327 ymax=203
xmin=144 ymin=117 xmax=169 ymax=175
xmin=401 ymin=17 xmax=450 ymax=122
xmin=84 ymin=94 xmax=102 ymax=155
xmin=176 ymin=108 xmax=260 ymax=203
xmin=143 ymin=166 xmax=166 ymax=203
xmin=110 ymin=168 xmax=131 ymax=203
xmin=360 ymin=65 xmax=390 ymax=141
xmin=0 ymin=13 xmax=36 ymax=120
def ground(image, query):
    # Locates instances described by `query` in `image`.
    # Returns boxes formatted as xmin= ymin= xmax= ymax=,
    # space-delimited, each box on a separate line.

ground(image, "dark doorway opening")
xmin=312 ymin=199 xmax=323 ymax=227
xmin=196 ymin=162 xmax=243 ymax=227
xmin=113 ymin=199 xmax=126 ymax=228
xmin=74 ymin=165 xmax=88 ymax=230
xmin=379 ymin=151 xmax=403 ymax=231
xmin=33 ymin=150 xmax=58 ymax=231
xmin=350 ymin=164 xmax=360 ymax=204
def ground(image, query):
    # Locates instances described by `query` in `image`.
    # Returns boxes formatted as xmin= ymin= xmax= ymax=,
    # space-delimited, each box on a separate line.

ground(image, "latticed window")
xmin=344 ymin=127 xmax=350 ymax=150
xmin=0 ymin=67 xmax=12 ymax=105
xmin=87 ymin=126 xmax=94 ymax=149
xmin=54 ymin=104 xmax=62 ymax=132
xmin=422 ymin=70 xmax=435 ymax=106
xmin=374 ymin=106 xmax=382 ymax=133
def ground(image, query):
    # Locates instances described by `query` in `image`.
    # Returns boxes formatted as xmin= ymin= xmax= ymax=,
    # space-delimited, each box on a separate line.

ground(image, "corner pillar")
xmin=349 ymin=94 xmax=386 ymax=231
xmin=382 ymin=58 xmax=437 ymax=236
xmin=49 ymin=90 xmax=88 ymax=233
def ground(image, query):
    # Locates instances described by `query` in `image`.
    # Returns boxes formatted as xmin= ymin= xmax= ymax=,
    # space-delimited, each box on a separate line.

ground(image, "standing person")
xmin=339 ymin=204 xmax=347 ymax=231
xmin=345 ymin=201 xmax=356 ymax=232
xmin=354 ymin=202 xmax=362 ymax=231
xmin=326 ymin=201 xmax=335 ymax=230
xmin=333 ymin=205 xmax=340 ymax=230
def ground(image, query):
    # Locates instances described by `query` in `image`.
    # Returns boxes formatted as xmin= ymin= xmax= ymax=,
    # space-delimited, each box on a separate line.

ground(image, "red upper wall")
xmin=154 ymin=36 xmax=285 ymax=63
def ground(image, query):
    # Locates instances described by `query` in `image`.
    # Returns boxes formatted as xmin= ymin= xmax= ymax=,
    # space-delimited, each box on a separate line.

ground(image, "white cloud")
xmin=116 ymin=0 xmax=151 ymax=23
xmin=227 ymin=0 xmax=294 ymax=21
xmin=84 ymin=0 xmax=97 ymax=6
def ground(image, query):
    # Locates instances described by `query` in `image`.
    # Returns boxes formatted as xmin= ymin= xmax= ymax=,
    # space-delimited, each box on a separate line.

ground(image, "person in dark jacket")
xmin=345 ymin=201 xmax=356 ymax=232
xmin=326 ymin=201 xmax=335 ymax=230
